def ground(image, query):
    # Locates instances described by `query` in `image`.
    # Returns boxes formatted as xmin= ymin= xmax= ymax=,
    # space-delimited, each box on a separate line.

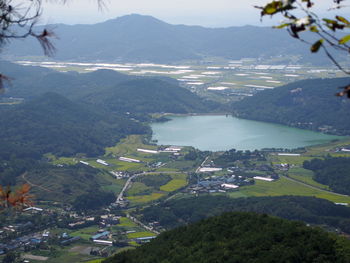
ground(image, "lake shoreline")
xmin=151 ymin=115 xmax=346 ymax=151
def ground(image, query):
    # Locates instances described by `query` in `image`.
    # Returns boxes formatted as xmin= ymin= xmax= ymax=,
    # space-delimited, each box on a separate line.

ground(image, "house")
xmin=253 ymin=176 xmax=275 ymax=182
xmin=198 ymin=167 xmax=222 ymax=172
xmin=137 ymin=148 xmax=158 ymax=154
xmin=221 ymin=183 xmax=239 ymax=189
xmin=79 ymin=161 xmax=89 ymax=166
xmin=61 ymin=236 xmax=81 ymax=246
xmin=93 ymin=240 xmax=113 ymax=246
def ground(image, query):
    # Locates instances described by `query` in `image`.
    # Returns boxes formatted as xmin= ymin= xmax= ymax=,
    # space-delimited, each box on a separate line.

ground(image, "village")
xmin=2 ymin=134 xmax=350 ymax=262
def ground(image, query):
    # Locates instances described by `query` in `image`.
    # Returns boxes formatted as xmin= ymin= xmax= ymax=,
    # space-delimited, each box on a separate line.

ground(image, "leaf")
xmin=309 ymin=26 xmax=319 ymax=32
xmin=310 ymin=39 xmax=324 ymax=53
xmin=339 ymin=34 xmax=350 ymax=45
xmin=274 ymin=23 xmax=290 ymax=29
xmin=336 ymin=16 xmax=350 ymax=25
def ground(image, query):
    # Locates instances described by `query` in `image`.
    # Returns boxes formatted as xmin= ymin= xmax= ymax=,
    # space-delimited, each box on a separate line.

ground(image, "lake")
xmin=151 ymin=115 xmax=344 ymax=151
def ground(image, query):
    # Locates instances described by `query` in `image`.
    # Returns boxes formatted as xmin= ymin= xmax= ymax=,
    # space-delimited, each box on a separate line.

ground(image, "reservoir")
xmin=151 ymin=115 xmax=343 ymax=151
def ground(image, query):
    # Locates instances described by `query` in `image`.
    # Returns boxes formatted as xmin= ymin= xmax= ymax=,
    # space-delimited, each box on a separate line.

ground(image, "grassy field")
xmin=160 ymin=174 xmax=188 ymax=192
xmin=304 ymin=139 xmax=350 ymax=156
xmin=127 ymin=182 xmax=153 ymax=196
xmin=105 ymin=135 xmax=157 ymax=157
xmin=127 ymin=193 xmax=164 ymax=203
xmin=70 ymin=226 xmax=99 ymax=241
xmin=118 ymin=217 xmax=138 ymax=227
xmin=86 ymin=260 xmax=104 ymax=263
xmin=288 ymin=167 xmax=329 ymax=190
xmin=233 ymin=177 xmax=350 ymax=203
xmin=270 ymin=155 xmax=315 ymax=166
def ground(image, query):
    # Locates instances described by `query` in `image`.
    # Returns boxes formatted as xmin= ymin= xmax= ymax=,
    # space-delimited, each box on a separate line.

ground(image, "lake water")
xmin=151 ymin=115 xmax=344 ymax=151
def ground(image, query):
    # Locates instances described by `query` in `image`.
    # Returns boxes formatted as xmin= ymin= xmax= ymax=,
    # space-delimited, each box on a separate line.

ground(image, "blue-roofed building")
xmin=135 ymin=236 xmax=156 ymax=244
xmin=90 ymin=231 xmax=110 ymax=241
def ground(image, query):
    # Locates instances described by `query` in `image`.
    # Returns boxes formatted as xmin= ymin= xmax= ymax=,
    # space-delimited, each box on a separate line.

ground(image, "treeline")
xmin=232 ymin=77 xmax=350 ymax=135
xmin=139 ymin=195 xmax=350 ymax=234
xmin=104 ymin=212 xmax=350 ymax=263
xmin=73 ymin=190 xmax=115 ymax=211
xmin=213 ymin=149 xmax=266 ymax=167
xmin=303 ymin=157 xmax=350 ymax=195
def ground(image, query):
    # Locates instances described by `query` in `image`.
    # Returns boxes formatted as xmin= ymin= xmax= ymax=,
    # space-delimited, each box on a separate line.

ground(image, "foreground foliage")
xmin=104 ymin=212 xmax=350 ymax=263
xmin=140 ymin=195 xmax=350 ymax=233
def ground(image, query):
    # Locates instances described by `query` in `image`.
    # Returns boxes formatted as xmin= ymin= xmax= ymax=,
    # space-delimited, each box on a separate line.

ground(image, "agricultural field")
xmin=127 ymin=231 xmax=156 ymax=239
xmin=287 ymin=167 xmax=329 ymax=190
xmin=17 ymin=59 xmax=348 ymax=104
xmin=160 ymin=174 xmax=188 ymax=192
xmin=232 ymin=176 xmax=350 ymax=203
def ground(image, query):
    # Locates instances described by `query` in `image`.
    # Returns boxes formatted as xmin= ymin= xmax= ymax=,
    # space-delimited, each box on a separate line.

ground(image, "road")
xmin=127 ymin=214 xmax=160 ymax=235
xmin=196 ymin=156 xmax=209 ymax=173
xmin=21 ymin=172 xmax=53 ymax=193
xmin=115 ymin=171 xmax=184 ymax=204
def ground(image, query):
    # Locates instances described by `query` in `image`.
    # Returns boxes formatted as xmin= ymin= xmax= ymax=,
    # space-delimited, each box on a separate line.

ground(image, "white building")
xmin=96 ymin=159 xmax=109 ymax=166
xmin=119 ymin=157 xmax=141 ymax=163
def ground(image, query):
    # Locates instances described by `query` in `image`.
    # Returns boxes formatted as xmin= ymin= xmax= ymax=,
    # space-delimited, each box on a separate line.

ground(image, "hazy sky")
xmin=40 ymin=0 xmax=343 ymax=27
xmin=40 ymin=0 xmax=283 ymax=27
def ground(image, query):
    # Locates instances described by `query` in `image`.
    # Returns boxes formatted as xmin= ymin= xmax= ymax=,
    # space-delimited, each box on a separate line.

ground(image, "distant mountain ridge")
xmin=3 ymin=14 xmax=338 ymax=64
xmin=1 ymin=61 xmax=218 ymax=114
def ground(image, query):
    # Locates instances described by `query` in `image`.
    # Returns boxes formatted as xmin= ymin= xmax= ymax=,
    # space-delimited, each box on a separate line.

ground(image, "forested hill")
xmin=0 ymin=92 xmax=148 ymax=159
xmin=3 ymin=14 xmax=340 ymax=65
xmin=104 ymin=212 xmax=350 ymax=263
xmin=232 ymin=77 xmax=350 ymax=135
xmin=304 ymin=157 xmax=350 ymax=195
xmin=1 ymin=61 xmax=218 ymax=114
xmin=81 ymin=78 xmax=218 ymax=113
xmin=139 ymin=195 xmax=350 ymax=234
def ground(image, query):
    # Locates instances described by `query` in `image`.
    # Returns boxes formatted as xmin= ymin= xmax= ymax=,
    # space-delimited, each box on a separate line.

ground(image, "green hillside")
xmin=104 ymin=212 xmax=350 ymax=263
xmin=81 ymin=78 xmax=218 ymax=114
xmin=232 ymin=77 xmax=350 ymax=135
xmin=20 ymin=164 xmax=116 ymax=204
xmin=1 ymin=61 xmax=219 ymax=114
xmin=139 ymin=195 xmax=350 ymax=234
xmin=304 ymin=157 xmax=350 ymax=195
xmin=0 ymin=92 xmax=149 ymax=159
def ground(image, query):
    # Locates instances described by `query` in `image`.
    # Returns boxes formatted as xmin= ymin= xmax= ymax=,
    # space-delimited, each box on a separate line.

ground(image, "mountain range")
xmin=3 ymin=14 xmax=341 ymax=64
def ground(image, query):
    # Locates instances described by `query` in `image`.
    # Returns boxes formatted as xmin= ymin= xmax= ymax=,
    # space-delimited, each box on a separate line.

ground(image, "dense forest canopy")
xmin=104 ymin=212 xmax=350 ymax=263
xmin=138 ymin=195 xmax=350 ymax=234
xmin=0 ymin=92 xmax=149 ymax=159
xmin=233 ymin=77 xmax=350 ymax=135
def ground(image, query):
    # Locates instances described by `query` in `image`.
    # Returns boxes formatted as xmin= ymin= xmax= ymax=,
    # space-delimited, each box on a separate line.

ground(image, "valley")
xmin=2 ymin=130 xmax=350 ymax=262
xmin=0 ymin=57 xmax=350 ymax=262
